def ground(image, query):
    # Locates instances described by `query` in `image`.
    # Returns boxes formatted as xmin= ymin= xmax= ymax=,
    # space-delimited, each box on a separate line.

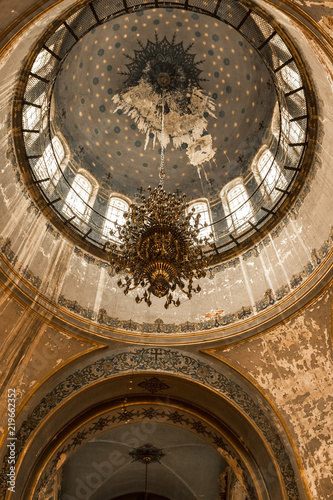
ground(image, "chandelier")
xmin=108 ymin=108 xmax=213 ymax=308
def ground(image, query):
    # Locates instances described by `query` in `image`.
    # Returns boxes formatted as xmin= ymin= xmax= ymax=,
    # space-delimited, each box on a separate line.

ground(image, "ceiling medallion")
xmin=129 ymin=443 xmax=165 ymax=464
xmin=138 ymin=377 xmax=170 ymax=394
xmin=112 ymin=33 xmax=216 ymax=166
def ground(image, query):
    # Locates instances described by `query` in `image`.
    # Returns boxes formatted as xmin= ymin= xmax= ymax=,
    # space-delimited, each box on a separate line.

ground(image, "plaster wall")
xmin=212 ymin=287 xmax=333 ymax=499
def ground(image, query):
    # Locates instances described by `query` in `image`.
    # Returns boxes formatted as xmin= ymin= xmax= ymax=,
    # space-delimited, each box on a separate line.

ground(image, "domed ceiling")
xmin=52 ymin=8 xmax=276 ymax=201
xmin=19 ymin=0 xmax=310 ymax=259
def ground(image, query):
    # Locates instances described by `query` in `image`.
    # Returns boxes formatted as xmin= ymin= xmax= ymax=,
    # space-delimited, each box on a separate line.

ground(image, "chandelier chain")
xmin=159 ymin=99 xmax=165 ymax=185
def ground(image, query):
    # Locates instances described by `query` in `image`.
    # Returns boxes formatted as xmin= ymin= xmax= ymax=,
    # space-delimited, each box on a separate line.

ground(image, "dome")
xmin=19 ymin=3 xmax=311 ymax=258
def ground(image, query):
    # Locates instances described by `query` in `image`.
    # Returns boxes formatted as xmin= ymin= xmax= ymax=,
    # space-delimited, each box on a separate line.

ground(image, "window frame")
xmin=187 ymin=198 xmax=215 ymax=242
xmin=34 ymin=136 xmax=65 ymax=190
xmin=221 ymin=179 xmax=254 ymax=233
xmin=102 ymin=194 xmax=131 ymax=243
xmin=62 ymin=170 xmax=98 ymax=224
xmin=253 ymin=147 xmax=287 ymax=202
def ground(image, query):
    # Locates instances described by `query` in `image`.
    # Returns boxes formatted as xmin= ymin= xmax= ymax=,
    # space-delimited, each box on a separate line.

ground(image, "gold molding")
xmin=0 ymin=0 xmax=332 ymax=343
xmin=0 ymin=247 xmax=332 ymax=346
xmin=201 ymin=276 xmax=333 ymax=349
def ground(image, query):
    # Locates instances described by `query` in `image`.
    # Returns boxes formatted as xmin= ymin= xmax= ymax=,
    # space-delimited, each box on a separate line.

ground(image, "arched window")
xmin=22 ymin=94 xmax=45 ymax=130
xmin=280 ymin=65 xmax=302 ymax=90
xmin=222 ymin=180 xmax=254 ymax=232
xmin=187 ymin=199 xmax=214 ymax=241
xmin=31 ymin=47 xmax=54 ymax=74
xmin=255 ymin=149 xmax=287 ymax=201
xmin=103 ymin=196 xmax=130 ymax=242
xmin=34 ymin=136 xmax=65 ymax=188
xmin=52 ymin=136 xmax=65 ymax=163
xmin=289 ymin=119 xmax=305 ymax=144
xmin=63 ymin=174 xmax=93 ymax=223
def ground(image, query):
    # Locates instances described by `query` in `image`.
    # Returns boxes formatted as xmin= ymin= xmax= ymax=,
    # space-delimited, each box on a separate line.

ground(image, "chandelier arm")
xmin=117 ymin=279 xmax=139 ymax=292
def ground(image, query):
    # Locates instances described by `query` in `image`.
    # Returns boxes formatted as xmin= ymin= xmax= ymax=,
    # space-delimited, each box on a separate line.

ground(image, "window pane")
xmin=188 ymin=200 xmax=214 ymax=241
xmin=280 ymin=65 xmax=302 ymax=89
xmin=103 ymin=197 xmax=129 ymax=242
xmin=63 ymin=174 xmax=92 ymax=221
xmin=22 ymin=94 xmax=44 ymax=129
xmin=227 ymin=183 xmax=253 ymax=230
xmin=281 ymin=107 xmax=306 ymax=146
xmin=289 ymin=120 xmax=305 ymax=144
xmin=34 ymin=137 xmax=64 ymax=189
xmin=31 ymin=48 xmax=52 ymax=73
xmin=257 ymin=149 xmax=287 ymax=200
xmin=52 ymin=136 xmax=65 ymax=163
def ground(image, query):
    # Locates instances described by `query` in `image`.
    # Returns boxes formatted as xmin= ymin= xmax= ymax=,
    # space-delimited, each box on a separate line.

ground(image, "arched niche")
xmin=0 ymin=348 xmax=308 ymax=500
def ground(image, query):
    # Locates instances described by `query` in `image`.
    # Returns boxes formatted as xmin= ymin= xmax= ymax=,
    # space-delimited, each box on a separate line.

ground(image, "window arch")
xmin=62 ymin=173 xmax=94 ymax=223
xmin=22 ymin=94 xmax=45 ymax=130
xmin=254 ymin=148 xmax=287 ymax=202
xmin=34 ymin=136 xmax=65 ymax=188
xmin=31 ymin=46 xmax=54 ymax=74
xmin=187 ymin=199 xmax=214 ymax=241
xmin=103 ymin=195 xmax=130 ymax=242
xmin=280 ymin=65 xmax=302 ymax=90
xmin=221 ymin=180 xmax=254 ymax=232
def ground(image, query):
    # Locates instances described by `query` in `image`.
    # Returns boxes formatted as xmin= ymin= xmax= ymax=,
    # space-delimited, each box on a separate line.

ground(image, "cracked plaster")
xmin=216 ymin=289 xmax=333 ymax=498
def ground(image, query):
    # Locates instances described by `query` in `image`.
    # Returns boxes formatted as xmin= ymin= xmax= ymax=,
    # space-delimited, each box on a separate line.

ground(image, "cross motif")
xmin=102 ymin=172 xmax=113 ymax=186
xmin=150 ymin=348 xmax=164 ymax=362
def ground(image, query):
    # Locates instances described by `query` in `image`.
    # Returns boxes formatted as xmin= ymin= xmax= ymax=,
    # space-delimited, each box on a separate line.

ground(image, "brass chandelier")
xmin=108 ymin=123 xmax=213 ymax=308
xmin=108 ymin=184 xmax=212 ymax=308
xmin=108 ymin=63 xmax=214 ymax=308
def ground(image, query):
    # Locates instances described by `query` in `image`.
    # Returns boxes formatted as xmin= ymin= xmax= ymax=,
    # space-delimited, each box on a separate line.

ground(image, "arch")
xmin=0 ymin=348 xmax=303 ymax=500
xmin=103 ymin=194 xmax=131 ymax=242
xmin=221 ymin=179 xmax=254 ymax=233
xmin=187 ymin=198 xmax=215 ymax=241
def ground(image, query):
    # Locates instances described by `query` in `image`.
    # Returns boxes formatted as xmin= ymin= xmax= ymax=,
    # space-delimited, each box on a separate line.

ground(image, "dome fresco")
xmin=21 ymin=2 xmax=309 ymax=255
xmin=52 ymin=9 xmax=276 ymax=200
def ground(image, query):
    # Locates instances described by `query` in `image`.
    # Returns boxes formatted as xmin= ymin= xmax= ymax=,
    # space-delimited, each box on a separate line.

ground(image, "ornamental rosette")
xmin=112 ymin=34 xmax=216 ymax=165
